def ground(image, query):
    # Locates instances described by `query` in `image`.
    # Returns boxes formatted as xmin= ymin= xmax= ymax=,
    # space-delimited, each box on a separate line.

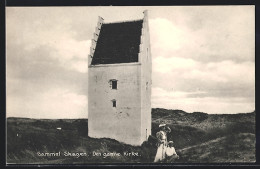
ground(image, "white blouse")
xmin=166 ymin=147 xmax=177 ymax=156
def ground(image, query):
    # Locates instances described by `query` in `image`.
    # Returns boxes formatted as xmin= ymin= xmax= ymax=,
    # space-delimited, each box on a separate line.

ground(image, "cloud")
xmin=6 ymin=8 xmax=92 ymax=118
xmin=149 ymin=6 xmax=254 ymax=63
xmin=54 ymin=39 xmax=91 ymax=73
xmin=152 ymin=87 xmax=254 ymax=114
xmin=6 ymin=6 xmax=255 ymax=118
xmin=6 ymin=42 xmax=89 ymax=119
xmin=153 ymin=56 xmax=198 ymax=73
xmin=152 ymin=59 xmax=254 ymax=99
xmin=7 ymin=8 xmax=92 ymax=74
xmin=21 ymin=28 xmax=91 ymax=73
xmin=149 ymin=8 xmax=254 ymax=114
xmin=149 ymin=18 xmax=187 ymax=52
xmin=7 ymin=87 xmax=88 ymax=119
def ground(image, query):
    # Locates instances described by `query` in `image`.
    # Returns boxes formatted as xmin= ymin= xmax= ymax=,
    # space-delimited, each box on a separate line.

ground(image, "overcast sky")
xmin=6 ymin=6 xmax=255 ymax=119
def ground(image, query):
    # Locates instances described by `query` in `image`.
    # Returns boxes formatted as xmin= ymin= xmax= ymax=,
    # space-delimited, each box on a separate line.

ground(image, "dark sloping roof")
xmin=91 ymin=20 xmax=143 ymax=65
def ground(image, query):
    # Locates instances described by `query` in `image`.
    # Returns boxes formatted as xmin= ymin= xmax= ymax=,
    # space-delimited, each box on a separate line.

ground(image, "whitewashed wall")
xmin=88 ymin=63 xmax=143 ymax=145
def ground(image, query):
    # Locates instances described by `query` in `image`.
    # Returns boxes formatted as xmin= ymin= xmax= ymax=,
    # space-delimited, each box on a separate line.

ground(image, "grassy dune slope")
xmin=6 ymin=109 xmax=255 ymax=164
xmin=177 ymin=133 xmax=255 ymax=163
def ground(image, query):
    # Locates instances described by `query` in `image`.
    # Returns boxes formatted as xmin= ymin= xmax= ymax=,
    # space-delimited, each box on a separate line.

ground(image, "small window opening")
xmin=112 ymin=81 xmax=117 ymax=89
xmin=110 ymin=79 xmax=118 ymax=89
xmin=112 ymin=100 xmax=117 ymax=107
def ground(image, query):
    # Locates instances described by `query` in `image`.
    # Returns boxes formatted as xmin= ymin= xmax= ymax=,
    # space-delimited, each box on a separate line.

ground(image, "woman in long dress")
xmin=154 ymin=124 xmax=171 ymax=162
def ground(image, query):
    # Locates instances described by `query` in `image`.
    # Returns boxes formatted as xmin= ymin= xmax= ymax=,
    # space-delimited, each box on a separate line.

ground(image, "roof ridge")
xmin=104 ymin=19 xmax=143 ymax=25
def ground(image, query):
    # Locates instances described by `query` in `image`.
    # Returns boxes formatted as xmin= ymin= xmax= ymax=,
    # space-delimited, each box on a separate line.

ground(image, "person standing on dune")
xmin=154 ymin=124 xmax=171 ymax=162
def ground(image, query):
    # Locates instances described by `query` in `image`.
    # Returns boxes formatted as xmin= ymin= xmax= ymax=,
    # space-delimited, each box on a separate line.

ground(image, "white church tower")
xmin=88 ymin=11 xmax=151 ymax=146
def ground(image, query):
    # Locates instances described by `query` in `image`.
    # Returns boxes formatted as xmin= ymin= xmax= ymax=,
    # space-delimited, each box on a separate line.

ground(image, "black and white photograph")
xmin=6 ymin=6 xmax=255 ymax=164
